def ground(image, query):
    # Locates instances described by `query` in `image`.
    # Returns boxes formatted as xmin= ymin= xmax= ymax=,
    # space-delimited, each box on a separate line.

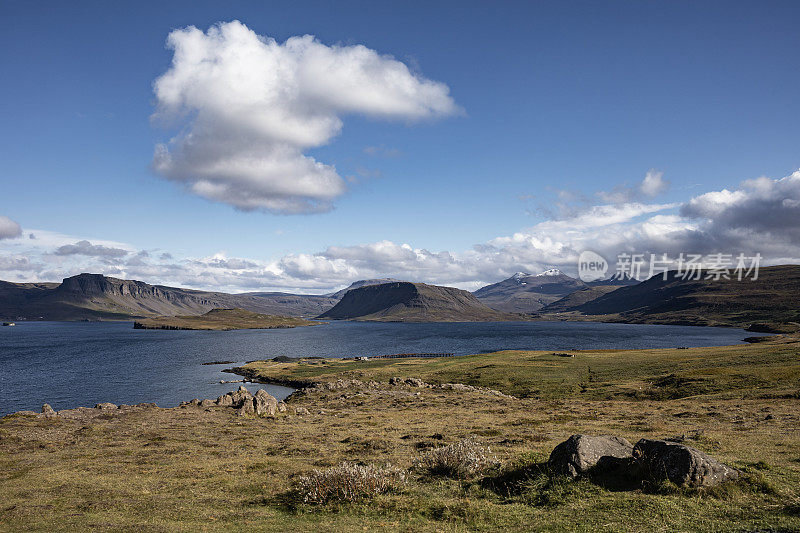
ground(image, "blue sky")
xmin=1 ymin=1 xmax=799 ymax=292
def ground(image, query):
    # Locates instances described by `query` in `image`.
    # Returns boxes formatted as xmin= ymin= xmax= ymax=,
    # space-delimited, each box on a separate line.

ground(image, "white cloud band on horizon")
xmin=151 ymin=21 xmax=459 ymax=214
xmin=2 ymin=170 xmax=799 ymax=293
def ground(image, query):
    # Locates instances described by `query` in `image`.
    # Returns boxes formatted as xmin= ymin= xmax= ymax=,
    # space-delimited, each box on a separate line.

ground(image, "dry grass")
xmin=292 ymin=462 xmax=406 ymax=504
xmin=414 ymin=437 xmax=498 ymax=478
xmin=1 ymin=339 xmax=799 ymax=531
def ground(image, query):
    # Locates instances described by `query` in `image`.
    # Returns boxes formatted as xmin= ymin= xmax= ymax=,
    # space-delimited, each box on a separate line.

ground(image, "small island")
xmin=132 ymin=308 xmax=322 ymax=331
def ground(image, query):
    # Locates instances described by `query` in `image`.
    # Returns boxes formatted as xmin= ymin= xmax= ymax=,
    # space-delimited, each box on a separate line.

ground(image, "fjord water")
xmin=0 ymin=320 xmax=752 ymax=415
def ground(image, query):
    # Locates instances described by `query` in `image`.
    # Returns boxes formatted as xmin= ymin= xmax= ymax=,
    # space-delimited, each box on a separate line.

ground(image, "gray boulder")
xmin=277 ymin=401 xmax=287 ymax=413
xmin=215 ymin=393 xmax=234 ymax=407
xmin=633 ymin=439 xmax=739 ymax=487
xmin=94 ymin=402 xmax=117 ymax=410
xmin=253 ymin=389 xmax=278 ymax=416
xmin=237 ymin=399 xmax=255 ymax=416
xmin=230 ymin=386 xmax=253 ymax=406
xmin=549 ymin=434 xmax=634 ymax=478
xmin=199 ymin=399 xmax=215 ymax=408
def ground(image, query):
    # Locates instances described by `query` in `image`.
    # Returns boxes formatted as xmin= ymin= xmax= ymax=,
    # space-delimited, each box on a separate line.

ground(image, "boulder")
xmin=295 ymin=407 xmax=310 ymax=416
xmin=237 ymin=399 xmax=255 ymax=416
xmin=215 ymin=393 xmax=234 ymax=407
xmin=41 ymin=404 xmax=56 ymax=417
xmin=633 ymin=439 xmax=739 ymax=487
xmin=230 ymin=386 xmax=253 ymax=406
xmin=277 ymin=401 xmax=287 ymax=413
xmin=199 ymin=399 xmax=215 ymax=408
xmin=549 ymin=434 xmax=634 ymax=478
xmin=405 ymin=378 xmax=425 ymax=387
xmin=253 ymin=389 xmax=278 ymax=416
xmin=94 ymin=402 xmax=117 ymax=410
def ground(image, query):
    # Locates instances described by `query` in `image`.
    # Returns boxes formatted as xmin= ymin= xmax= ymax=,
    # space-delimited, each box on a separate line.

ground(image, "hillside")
xmin=540 ymin=285 xmax=625 ymax=313
xmin=552 ymin=265 xmax=800 ymax=331
xmin=0 ymin=273 xmax=338 ymax=320
xmin=318 ymin=281 xmax=520 ymax=322
xmin=325 ymin=278 xmax=401 ymax=299
xmin=473 ymin=269 xmax=589 ymax=313
xmin=132 ymin=308 xmax=320 ymax=331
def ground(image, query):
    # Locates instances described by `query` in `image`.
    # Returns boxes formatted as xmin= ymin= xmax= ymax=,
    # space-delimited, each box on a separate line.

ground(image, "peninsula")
xmin=132 ymin=308 xmax=321 ymax=331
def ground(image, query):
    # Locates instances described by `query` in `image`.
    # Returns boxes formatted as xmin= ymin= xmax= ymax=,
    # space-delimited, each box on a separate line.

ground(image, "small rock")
xmin=764 ymin=414 xmax=774 ymax=421
xmin=295 ymin=407 xmax=310 ymax=416
xmin=405 ymin=378 xmax=425 ymax=387
xmin=277 ymin=401 xmax=287 ymax=412
xmin=95 ymin=402 xmax=117 ymax=410
xmin=549 ymin=434 xmax=634 ymax=478
xmin=633 ymin=439 xmax=739 ymax=487
xmin=389 ymin=377 xmax=402 ymax=385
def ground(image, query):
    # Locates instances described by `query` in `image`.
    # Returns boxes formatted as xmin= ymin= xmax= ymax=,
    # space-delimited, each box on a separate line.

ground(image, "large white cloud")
xmin=0 ymin=215 xmax=22 ymax=240
xmin=151 ymin=21 xmax=458 ymax=214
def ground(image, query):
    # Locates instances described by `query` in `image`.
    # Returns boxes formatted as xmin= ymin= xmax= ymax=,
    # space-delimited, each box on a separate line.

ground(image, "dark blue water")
xmin=0 ymin=320 xmax=752 ymax=415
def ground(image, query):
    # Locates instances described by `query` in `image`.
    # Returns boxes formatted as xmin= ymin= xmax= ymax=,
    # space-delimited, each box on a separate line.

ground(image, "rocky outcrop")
xmin=178 ymin=386 xmax=282 ymax=418
xmin=548 ymin=434 xmax=634 ymax=478
xmin=548 ymin=434 xmax=740 ymax=489
xmin=633 ymin=439 xmax=739 ymax=487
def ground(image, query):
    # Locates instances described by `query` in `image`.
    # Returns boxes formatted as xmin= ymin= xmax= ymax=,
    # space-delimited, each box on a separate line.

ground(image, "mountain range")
xmin=1 ymin=266 xmax=798 ymax=330
xmin=472 ymin=268 xmax=635 ymax=313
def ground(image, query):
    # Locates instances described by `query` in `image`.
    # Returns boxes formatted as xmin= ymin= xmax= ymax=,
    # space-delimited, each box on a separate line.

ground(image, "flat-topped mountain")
xmin=318 ymin=281 xmax=520 ymax=322
xmin=325 ymin=278 xmax=402 ymax=299
xmin=550 ymin=265 xmax=800 ymax=331
xmin=0 ymin=273 xmax=338 ymax=320
xmin=473 ymin=269 xmax=589 ymax=313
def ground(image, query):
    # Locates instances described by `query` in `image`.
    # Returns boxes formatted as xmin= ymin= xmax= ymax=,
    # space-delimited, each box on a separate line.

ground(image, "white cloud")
xmin=55 ymin=240 xmax=130 ymax=258
xmin=0 ymin=215 xmax=22 ymax=240
xmin=597 ymin=169 xmax=669 ymax=203
xmin=152 ymin=21 xmax=458 ymax=214
xmin=3 ymin=170 xmax=799 ymax=291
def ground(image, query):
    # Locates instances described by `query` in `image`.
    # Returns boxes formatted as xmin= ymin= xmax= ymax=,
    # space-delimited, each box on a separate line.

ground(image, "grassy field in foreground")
xmin=1 ymin=337 xmax=799 ymax=531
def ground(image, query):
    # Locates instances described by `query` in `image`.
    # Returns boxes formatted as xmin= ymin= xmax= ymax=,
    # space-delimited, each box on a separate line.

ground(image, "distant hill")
xmin=0 ymin=273 xmax=338 ymax=320
xmin=473 ymin=269 xmax=588 ymax=313
xmin=318 ymin=281 xmax=521 ymax=322
xmin=555 ymin=265 xmax=800 ymax=331
xmin=325 ymin=278 xmax=401 ymax=299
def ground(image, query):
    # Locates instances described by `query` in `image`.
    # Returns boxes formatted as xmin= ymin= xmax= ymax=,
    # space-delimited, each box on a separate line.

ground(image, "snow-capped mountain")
xmin=473 ymin=269 xmax=587 ymax=313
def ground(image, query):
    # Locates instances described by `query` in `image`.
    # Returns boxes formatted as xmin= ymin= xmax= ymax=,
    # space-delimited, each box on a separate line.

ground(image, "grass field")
xmin=1 ymin=336 xmax=799 ymax=531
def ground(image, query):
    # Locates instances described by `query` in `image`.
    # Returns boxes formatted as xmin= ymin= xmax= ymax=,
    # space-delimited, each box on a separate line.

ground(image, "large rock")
xmin=230 ymin=386 xmax=253 ymax=406
xmin=215 ymin=393 xmax=234 ymax=407
xmin=40 ymin=404 xmax=57 ymax=419
xmin=633 ymin=439 xmax=739 ymax=487
xmin=253 ymin=389 xmax=278 ymax=416
xmin=549 ymin=434 xmax=634 ymax=478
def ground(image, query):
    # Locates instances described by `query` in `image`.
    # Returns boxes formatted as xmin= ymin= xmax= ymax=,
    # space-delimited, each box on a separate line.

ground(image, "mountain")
xmin=540 ymin=285 xmax=627 ymax=313
xmin=0 ymin=273 xmax=339 ymax=320
xmin=473 ymin=269 xmax=588 ymax=313
xmin=317 ymin=281 xmax=520 ymax=322
xmin=325 ymin=278 xmax=401 ymax=299
xmin=557 ymin=265 xmax=800 ymax=331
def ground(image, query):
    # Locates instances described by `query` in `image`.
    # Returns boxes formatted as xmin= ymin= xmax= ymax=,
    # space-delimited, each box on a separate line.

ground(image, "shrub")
xmin=293 ymin=462 xmax=405 ymax=504
xmin=414 ymin=437 xmax=498 ymax=478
